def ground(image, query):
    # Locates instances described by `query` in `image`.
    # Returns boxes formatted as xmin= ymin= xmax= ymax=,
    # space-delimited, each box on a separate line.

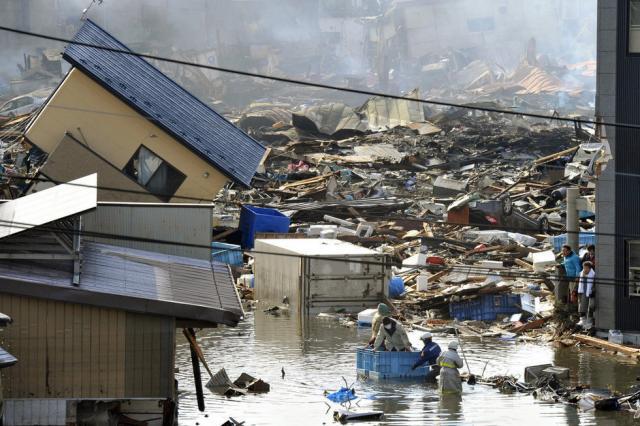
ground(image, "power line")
xmin=0 ymin=171 xmax=620 ymax=241
xmin=0 ymin=216 xmax=632 ymax=289
xmin=0 ymin=24 xmax=637 ymax=131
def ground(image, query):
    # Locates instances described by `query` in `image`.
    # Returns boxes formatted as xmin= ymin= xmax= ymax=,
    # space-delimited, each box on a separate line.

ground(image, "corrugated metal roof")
xmin=0 ymin=242 xmax=243 ymax=326
xmin=63 ymin=20 xmax=266 ymax=187
xmin=0 ymin=174 xmax=97 ymax=240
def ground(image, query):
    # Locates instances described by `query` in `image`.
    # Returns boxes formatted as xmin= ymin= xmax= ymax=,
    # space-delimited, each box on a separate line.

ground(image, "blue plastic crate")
xmin=356 ymin=348 xmax=428 ymax=380
xmin=211 ymin=242 xmax=243 ymax=266
xmin=239 ymin=206 xmax=291 ymax=250
xmin=450 ymin=294 xmax=521 ymax=321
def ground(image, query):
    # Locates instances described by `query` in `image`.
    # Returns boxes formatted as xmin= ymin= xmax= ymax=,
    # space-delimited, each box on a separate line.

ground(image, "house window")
xmin=630 ymin=0 xmax=640 ymax=52
xmin=628 ymin=241 xmax=640 ymax=296
xmin=123 ymin=145 xmax=186 ymax=201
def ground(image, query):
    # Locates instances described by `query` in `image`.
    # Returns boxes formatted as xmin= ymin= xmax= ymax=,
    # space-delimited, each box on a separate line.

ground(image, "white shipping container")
xmin=254 ymin=239 xmax=390 ymax=315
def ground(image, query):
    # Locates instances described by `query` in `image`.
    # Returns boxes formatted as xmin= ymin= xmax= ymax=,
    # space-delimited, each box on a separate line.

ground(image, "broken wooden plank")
xmin=533 ymin=146 xmax=579 ymax=166
xmin=464 ymin=244 xmax=505 ymax=256
xmin=512 ymin=317 xmax=548 ymax=334
xmin=573 ymin=334 xmax=640 ymax=358
xmin=514 ymin=258 xmax=535 ymax=271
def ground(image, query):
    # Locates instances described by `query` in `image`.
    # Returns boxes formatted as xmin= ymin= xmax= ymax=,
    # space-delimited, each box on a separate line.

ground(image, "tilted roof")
xmin=63 ymin=20 xmax=266 ymax=187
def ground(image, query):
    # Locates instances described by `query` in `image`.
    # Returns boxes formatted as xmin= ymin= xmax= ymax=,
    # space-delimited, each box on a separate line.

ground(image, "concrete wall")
xmin=0 ymin=294 xmax=175 ymax=399
xmin=595 ymin=0 xmax=617 ymax=330
xmin=82 ymin=202 xmax=213 ymax=260
xmin=25 ymin=69 xmax=228 ymax=203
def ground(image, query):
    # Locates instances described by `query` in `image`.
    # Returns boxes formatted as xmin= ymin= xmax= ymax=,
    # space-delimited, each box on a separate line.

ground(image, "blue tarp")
xmin=326 ymin=387 xmax=357 ymax=403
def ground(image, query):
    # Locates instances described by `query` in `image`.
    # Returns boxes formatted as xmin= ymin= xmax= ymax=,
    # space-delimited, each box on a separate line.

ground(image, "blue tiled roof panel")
xmin=63 ymin=20 xmax=265 ymax=187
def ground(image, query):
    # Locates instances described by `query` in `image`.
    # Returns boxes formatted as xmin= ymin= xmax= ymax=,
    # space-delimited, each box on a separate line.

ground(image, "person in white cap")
xmin=411 ymin=332 xmax=442 ymax=383
xmin=436 ymin=341 xmax=464 ymax=396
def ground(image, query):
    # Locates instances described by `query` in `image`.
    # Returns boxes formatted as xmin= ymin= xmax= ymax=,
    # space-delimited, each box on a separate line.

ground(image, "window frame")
xmin=628 ymin=0 xmax=640 ymax=54
xmin=123 ymin=144 xmax=186 ymax=202
xmin=627 ymin=240 xmax=640 ymax=296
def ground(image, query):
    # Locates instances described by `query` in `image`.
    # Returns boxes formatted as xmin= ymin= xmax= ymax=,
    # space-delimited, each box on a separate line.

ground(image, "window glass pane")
xmin=630 ymin=0 xmax=640 ymax=52
xmin=146 ymin=162 xmax=186 ymax=200
xmin=123 ymin=145 xmax=186 ymax=201
xmin=630 ymin=242 xmax=640 ymax=266
xmin=137 ymin=146 xmax=162 ymax=186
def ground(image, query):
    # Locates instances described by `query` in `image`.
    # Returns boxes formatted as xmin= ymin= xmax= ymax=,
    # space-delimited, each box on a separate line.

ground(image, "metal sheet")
xmin=82 ymin=202 xmax=213 ymax=260
xmin=0 ymin=242 xmax=243 ymax=326
xmin=0 ymin=174 xmax=97 ymax=240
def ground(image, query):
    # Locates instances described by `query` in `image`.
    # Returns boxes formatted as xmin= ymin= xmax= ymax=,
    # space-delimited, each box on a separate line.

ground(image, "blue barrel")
xmin=388 ymin=276 xmax=405 ymax=298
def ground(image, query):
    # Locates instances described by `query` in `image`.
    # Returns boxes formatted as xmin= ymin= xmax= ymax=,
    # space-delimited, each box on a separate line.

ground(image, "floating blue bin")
xmin=449 ymin=294 xmax=521 ymax=321
xmin=388 ymin=276 xmax=405 ymax=298
xmin=211 ymin=242 xmax=243 ymax=266
xmin=356 ymin=348 xmax=428 ymax=380
xmin=239 ymin=206 xmax=291 ymax=250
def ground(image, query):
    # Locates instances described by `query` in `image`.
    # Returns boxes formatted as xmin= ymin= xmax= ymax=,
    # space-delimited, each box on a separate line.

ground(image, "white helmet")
xmin=420 ymin=332 xmax=433 ymax=341
xmin=448 ymin=341 xmax=459 ymax=350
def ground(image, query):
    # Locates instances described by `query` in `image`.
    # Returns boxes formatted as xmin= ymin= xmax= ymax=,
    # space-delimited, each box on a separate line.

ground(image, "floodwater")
xmin=176 ymin=310 xmax=639 ymax=425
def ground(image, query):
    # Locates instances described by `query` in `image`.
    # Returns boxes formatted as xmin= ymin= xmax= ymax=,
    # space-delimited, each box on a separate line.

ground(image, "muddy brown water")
xmin=175 ymin=310 xmax=639 ymax=425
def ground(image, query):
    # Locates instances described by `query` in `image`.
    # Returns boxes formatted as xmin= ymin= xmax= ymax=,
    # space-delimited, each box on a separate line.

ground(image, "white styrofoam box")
xmin=308 ymin=224 xmax=338 ymax=236
xmin=478 ymin=260 xmax=504 ymax=269
xmin=416 ymin=274 xmax=430 ymax=291
xmin=358 ymin=308 xmax=377 ymax=326
xmin=532 ymin=250 xmax=557 ymax=272
xmin=508 ymin=232 xmax=537 ymax=247
xmin=320 ymin=229 xmax=337 ymax=239
xmin=609 ymin=330 xmax=623 ymax=345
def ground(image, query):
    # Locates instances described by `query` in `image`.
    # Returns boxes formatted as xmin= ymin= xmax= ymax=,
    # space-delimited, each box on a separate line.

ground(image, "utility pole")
xmin=566 ymin=187 xmax=579 ymax=252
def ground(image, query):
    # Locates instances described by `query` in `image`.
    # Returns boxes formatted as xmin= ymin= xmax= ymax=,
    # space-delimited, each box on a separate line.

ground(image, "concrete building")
xmin=594 ymin=0 xmax=640 ymax=340
xmin=25 ymin=20 xmax=265 ymax=203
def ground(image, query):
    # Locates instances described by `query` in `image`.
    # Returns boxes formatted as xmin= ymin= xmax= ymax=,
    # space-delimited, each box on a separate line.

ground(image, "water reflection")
xmin=176 ymin=310 xmax=639 ymax=425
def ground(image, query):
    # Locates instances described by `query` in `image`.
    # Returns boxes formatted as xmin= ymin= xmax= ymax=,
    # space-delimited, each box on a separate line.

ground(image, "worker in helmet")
xmin=373 ymin=316 xmax=412 ymax=351
xmin=411 ymin=332 xmax=442 ymax=383
xmin=368 ymin=303 xmax=391 ymax=347
xmin=436 ymin=341 xmax=464 ymax=395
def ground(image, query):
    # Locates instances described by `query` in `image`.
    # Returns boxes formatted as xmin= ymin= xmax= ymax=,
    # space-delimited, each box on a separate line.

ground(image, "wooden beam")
xmin=573 ymin=334 xmax=640 ymax=358
xmin=533 ymin=146 xmax=579 ymax=166
xmin=514 ymin=258 xmax=534 ymax=271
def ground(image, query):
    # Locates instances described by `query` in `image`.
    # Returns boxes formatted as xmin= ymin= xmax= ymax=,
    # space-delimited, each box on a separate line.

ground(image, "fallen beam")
xmin=573 ymin=334 xmax=640 ymax=358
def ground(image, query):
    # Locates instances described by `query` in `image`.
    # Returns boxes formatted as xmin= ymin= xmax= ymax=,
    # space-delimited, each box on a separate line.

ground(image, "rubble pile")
xmin=223 ymin=90 xmax=611 ymax=346
xmin=0 ymin=111 xmax=43 ymax=198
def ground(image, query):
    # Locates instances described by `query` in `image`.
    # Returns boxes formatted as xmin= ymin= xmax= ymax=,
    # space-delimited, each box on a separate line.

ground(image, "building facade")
xmin=595 ymin=0 xmax=640 ymax=337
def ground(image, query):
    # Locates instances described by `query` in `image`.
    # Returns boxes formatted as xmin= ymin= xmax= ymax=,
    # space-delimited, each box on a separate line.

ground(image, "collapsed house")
xmin=0 ymin=175 xmax=243 ymax=424
xmin=24 ymin=19 xmax=266 ymax=202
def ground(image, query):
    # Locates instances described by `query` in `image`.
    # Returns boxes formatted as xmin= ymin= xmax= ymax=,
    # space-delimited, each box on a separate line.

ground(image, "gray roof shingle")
xmin=63 ymin=20 xmax=266 ymax=187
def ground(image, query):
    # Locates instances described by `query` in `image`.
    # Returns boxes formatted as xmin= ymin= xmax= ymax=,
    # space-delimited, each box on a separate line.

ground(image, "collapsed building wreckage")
xmin=220 ymin=82 xmax=616 ymax=360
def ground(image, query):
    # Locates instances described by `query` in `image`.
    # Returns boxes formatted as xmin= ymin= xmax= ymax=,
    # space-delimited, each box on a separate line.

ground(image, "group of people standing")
xmin=368 ymin=303 xmax=464 ymax=396
xmin=560 ymin=244 xmax=596 ymax=328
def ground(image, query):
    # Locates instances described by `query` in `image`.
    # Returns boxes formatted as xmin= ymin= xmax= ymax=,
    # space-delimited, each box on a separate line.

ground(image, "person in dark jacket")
xmin=581 ymin=245 xmax=595 ymax=269
xmin=411 ymin=332 xmax=442 ymax=383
